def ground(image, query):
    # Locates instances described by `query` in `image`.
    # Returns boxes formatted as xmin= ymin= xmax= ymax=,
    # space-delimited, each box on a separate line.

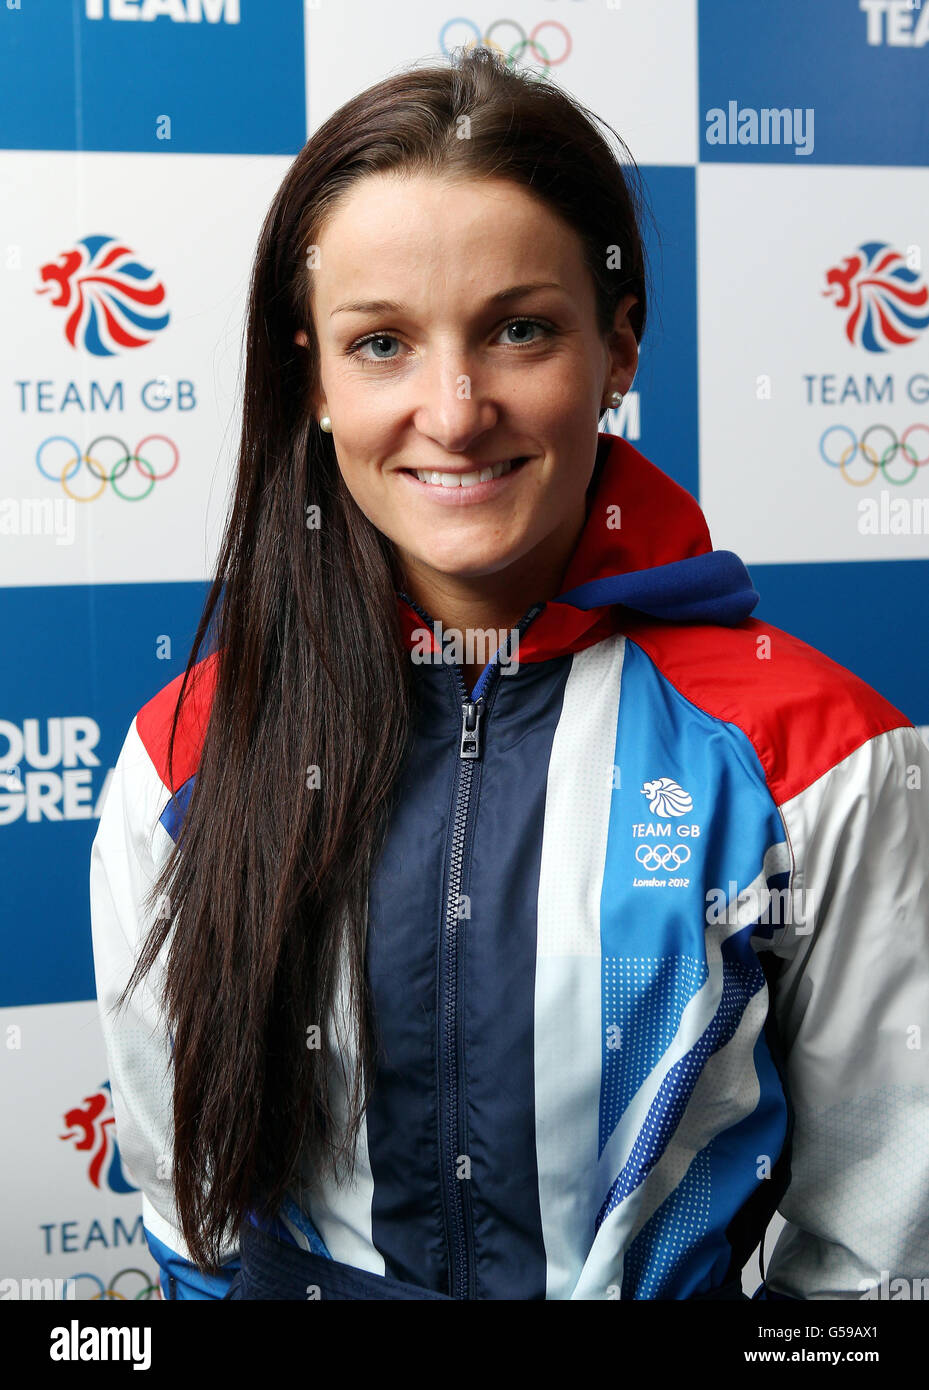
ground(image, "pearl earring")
xmin=607 ymin=391 xmax=623 ymax=408
xmin=319 ymin=415 xmax=332 ymax=433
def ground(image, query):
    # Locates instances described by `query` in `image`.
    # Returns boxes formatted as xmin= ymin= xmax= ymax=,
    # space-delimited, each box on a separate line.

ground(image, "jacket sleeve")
xmin=764 ymin=722 xmax=929 ymax=1300
xmin=89 ymin=715 xmax=240 ymax=1300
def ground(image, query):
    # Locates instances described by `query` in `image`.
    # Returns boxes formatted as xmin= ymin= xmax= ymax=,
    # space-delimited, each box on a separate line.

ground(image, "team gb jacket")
xmin=89 ymin=431 xmax=929 ymax=1301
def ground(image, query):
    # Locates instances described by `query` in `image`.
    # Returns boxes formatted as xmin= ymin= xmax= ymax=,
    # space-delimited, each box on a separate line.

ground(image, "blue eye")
xmin=500 ymin=318 xmax=548 ymax=345
xmin=345 ymin=317 xmax=553 ymax=367
xmin=348 ymin=333 xmax=400 ymax=365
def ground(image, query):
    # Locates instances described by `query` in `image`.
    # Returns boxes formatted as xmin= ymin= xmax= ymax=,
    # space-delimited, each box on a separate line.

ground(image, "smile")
xmin=399 ymin=456 xmax=532 ymax=504
xmin=413 ymin=457 xmax=529 ymax=487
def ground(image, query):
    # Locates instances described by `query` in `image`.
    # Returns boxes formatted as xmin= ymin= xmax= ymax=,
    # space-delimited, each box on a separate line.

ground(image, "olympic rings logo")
xmin=634 ymin=844 xmax=691 ymax=872
xmin=820 ymin=424 xmax=929 ymax=486
xmin=62 ymin=1268 xmax=160 ymax=1300
xmin=36 ymin=435 xmax=179 ymax=501
xmin=439 ymin=18 xmax=572 ymax=70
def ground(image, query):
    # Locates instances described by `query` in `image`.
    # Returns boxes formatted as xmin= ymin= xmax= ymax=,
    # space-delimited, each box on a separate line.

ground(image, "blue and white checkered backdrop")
xmin=1 ymin=0 xmax=927 ymax=1299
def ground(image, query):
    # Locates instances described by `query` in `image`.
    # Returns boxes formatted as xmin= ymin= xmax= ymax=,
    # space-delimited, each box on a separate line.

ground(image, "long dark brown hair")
xmin=115 ymin=44 xmax=653 ymax=1273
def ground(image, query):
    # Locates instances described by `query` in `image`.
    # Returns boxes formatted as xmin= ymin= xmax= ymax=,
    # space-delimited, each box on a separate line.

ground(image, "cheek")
xmin=334 ymin=457 xmax=400 ymax=532
xmin=333 ymin=457 xmax=371 ymax=506
xmin=531 ymin=371 xmax=594 ymax=415
xmin=537 ymin=459 xmax=591 ymax=522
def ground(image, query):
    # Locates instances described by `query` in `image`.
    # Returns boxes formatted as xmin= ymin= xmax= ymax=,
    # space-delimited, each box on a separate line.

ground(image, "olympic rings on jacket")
xmin=439 ymin=18 xmax=571 ymax=68
xmin=634 ymin=843 xmax=692 ymax=871
xmin=36 ymin=435 xmax=179 ymax=501
xmin=820 ymin=423 xmax=929 ymax=486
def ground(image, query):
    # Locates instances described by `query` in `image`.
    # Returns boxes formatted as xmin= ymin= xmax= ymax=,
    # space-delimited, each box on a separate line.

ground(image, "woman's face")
xmin=298 ymin=173 xmax=638 ymax=603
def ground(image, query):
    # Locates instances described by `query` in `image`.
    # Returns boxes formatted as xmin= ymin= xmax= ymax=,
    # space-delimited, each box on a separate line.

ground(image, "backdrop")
xmin=1 ymin=0 xmax=927 ymax=1301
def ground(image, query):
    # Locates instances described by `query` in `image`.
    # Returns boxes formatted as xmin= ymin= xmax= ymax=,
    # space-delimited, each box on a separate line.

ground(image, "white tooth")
xmin=492 ymin=460 xmax=513 ymax=479
xmin=479 ymin=467 xmax=494 ymax=483
xmin=459 ymin=471 xmax=482 ymax=487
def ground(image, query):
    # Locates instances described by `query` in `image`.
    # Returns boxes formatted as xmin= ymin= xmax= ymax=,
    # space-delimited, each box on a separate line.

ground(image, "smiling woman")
xmin=90 ymin=45 xmax=929 ymax=1305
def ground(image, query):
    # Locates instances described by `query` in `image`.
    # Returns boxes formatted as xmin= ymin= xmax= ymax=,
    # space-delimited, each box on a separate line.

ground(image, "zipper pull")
xmin=460 ymin=699 xmax=484 ymax=760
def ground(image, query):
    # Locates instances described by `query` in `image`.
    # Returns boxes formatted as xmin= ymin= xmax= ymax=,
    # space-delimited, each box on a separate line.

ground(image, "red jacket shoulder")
xmin=135 ymin=651 xmax=220 ymax=793
xmin=626 ymin=616 xmax=911 ymax=805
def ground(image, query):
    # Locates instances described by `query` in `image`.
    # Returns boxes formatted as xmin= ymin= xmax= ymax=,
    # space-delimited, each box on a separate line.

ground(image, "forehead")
xmin=313 ymin=173 xmax=580 ymax=289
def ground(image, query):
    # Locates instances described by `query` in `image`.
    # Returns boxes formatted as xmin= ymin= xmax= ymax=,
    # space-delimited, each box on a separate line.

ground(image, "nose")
xmin=413 ymin=350 xmax=500 ymax=453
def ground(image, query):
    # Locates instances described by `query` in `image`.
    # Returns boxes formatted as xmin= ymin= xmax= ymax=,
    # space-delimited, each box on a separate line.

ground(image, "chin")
xmin=417 ymin=550 xmax=521 ymax=580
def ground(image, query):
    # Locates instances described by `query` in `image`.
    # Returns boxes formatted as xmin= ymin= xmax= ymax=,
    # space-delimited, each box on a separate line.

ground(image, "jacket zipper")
xmin=398 ymin=589 xmax=545 ymax=1298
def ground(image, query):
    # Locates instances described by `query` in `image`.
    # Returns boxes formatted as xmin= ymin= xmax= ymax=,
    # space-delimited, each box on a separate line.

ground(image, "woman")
xmin=90 ymin=47 xmax=929 ymax=1302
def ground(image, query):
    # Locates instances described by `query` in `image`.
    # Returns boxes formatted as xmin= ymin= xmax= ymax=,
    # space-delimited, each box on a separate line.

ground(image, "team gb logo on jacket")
xmin=632 ymin=777 xmax=700 ymax=888
xmin=641 ymin=777 xmax=693 ymax=818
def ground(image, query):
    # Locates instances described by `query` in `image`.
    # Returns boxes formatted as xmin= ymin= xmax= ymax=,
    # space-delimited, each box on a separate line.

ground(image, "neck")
xmin=400 ymin=516 xmax=583 ymax=639
xmin=398 ymin=513 xmax=585 ymax=696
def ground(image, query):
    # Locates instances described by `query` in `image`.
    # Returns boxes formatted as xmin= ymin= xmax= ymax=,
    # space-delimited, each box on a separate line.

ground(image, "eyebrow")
xmin=329 ymin=281 xmax=565 ymax=318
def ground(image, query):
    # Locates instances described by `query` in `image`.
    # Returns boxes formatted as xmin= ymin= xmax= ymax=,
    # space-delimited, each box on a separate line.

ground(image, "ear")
xmin=606 ymin=293 xmax=639 ymax=391
xmin=614 ymin=292 xmax=639 ymax=335
xmin=294 ymin=329 xmax=309 ymax=348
